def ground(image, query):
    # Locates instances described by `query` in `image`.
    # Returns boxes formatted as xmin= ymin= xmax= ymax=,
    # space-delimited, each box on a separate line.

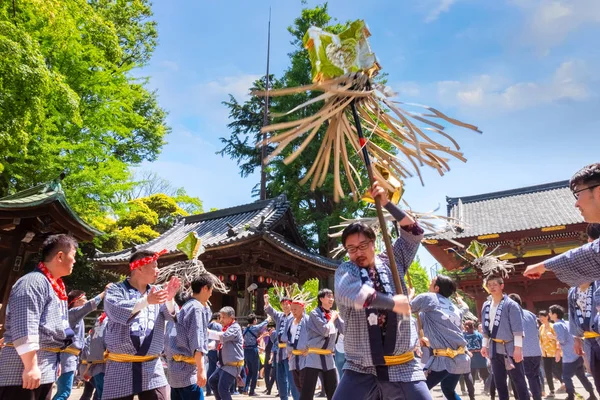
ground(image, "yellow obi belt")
xmin=382 ymin=351 xmax=414 ymax=366
xmin=105 ymin=352 xmax=159 ymax=363
xmin=491 ymin=339 xmax=511 ymax=344
xmin=4 ymin=343 xmax=79 ymax=355
xmin=81 ymin=360 xmax=106 ymax=365
xmin=307 ymin=348 xmax=333 ymax=355
xmin=278 ymin=343 xmax=287 ymax=349
xmin=584 ymin=331 xmax=600 ymax=339
xmin=291 ymin=349 xmax=306 ymax=356
xmin=225 ymin=360 xmax=244 ymax=367
xmin=172 ymin=354 xmax=196 ymax=365
xmin=433 ymin=346 xmax=466 ymax=359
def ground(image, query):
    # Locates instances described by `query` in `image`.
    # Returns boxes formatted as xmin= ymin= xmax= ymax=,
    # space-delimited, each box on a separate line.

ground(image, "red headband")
xmin=68 ymin=293 xmax=85 ymax=307
xmin=130 ymin=249 xmax=167 ymax=271
xmin=291 ymin=301 xmax=305 ymax=307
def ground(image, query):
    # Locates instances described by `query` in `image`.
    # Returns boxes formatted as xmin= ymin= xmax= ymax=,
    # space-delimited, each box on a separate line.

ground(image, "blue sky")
xmin=140 ymin=0 xmax=600 ymax=272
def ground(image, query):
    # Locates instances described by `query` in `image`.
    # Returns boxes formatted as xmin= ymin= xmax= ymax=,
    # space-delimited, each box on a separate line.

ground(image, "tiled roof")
xmin=430 ymin=180 xmax=584 ymax=239
xmin=91 ymin=195 xmax=339 ymax=270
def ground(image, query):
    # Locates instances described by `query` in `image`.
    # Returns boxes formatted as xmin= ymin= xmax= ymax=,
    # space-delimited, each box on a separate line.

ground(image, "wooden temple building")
xmin=423 ymin=180 xmax=588 ymax=318
xmin=91 ymin=195 xmax=340 ymax=316
xmin=0 ymin=177 xmax=100 ymax=330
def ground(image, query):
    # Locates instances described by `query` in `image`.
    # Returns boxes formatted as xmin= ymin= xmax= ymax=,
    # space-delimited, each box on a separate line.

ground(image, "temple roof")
xmin=431 ymin=180 xmax=584 ymax=239
xmin=0 ymin=178 xmax=101 ymax=241
xmin=91 ymin=195 xmax=339 ymax=271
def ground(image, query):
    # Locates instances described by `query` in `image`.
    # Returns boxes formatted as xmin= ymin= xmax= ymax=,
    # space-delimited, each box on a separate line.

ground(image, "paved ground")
xmin=63 ymin=377 xmax=593 ymax=399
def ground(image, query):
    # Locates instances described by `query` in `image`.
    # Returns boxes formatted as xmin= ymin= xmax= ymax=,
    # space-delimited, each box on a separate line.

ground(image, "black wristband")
xmin=369 ymin=293 xmax=395 ymax=310
xmin=383 ymin=202 xmax=407 ymax=222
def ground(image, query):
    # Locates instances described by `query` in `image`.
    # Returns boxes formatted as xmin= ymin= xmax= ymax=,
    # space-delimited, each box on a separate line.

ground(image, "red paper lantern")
xmin=230 ymin=274 xmax=237 ymax=282
xmin=258 ymin=276 xmax=265 ymax=283
xmin=218 ymin=275 xmax=224 ymax=282
xmin=266 ymin=277 xmax=272 ymax=284
xmin=273 ymin=280 xmax=278 ymax=286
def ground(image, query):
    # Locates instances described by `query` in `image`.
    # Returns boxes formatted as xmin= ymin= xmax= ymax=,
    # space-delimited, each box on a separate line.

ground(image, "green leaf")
xmin=176 ymin=232 xmax=204 ymax=260
xmin=466 ymin=240 xmax=488 ymax=259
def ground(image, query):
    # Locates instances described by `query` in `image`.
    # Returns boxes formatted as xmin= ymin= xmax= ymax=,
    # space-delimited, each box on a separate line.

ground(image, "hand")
xmin=22 ymin=365 xmax=41 ymax=390
xmin=100 ymin=283 xmax=112 ymax=299
xmin=368 ymin=181 xmax=389 ymax=207
xmin=574 ymin=337 xmax=584 ymax=356
xmin=513 ymin=347 xmax=523 ymax=363
xmin=481 ymin=346 xmax=489 ymax=359
xmin=147 ymin=287 xmax=168 ymax=305
xmin=419 ymin=337 xmax=430 ymax=348
xmin=555 ymin=350 xmax=562 ymax=363
xmin=392 ymin=294 xmax=410 ymax=315
xmin=165 ymin=276 xmax=181 ymax=301
xmin=197 ymin=368 xmax=207 ymax=387
xmin=331 ymin=311 xmax=338 ymax=321
xmin=523 ymin=263 xmax=546 ymax=279
xmin=264 ymin=293 xmax=270 ymax=306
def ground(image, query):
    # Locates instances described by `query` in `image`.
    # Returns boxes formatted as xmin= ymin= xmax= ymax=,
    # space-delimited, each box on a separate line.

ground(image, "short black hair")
xmin=434 ymin=275 xmax=457 ymax=298
xmin=317 ymin=288 xmax=333 ymax=307
xmin=191 ymin=274 xmax=215 ymax=294
xmin=67 ymin=290 xmax=85 ymax=309
xmin=341 ymin=222 xmax=376 ymax=246
xmin=587 ymin=223 xmax=600 ymax=241
xmin=129 ymin=249 xmax=155 ymax=264
xmin=549 ymin=304 xmax=565 ymax=319
xmin=508 ymin=293 xmax=522 ymax=307
xmin=211 ymin=312 xmax=220 ymax=321
xmin=538 ymin=310 xmax=548 ymax=317
xmin=174 ymin=291 xmax=189 ymax=307
xmin=41 ymin=234 xmax=78 ymax=262
xmin=280 ymin=296 xmax=292 ymax=304
xmin=570 ymin=163 xmax=600 ymax=191
xmin=247 ymin=313 xmax=257 ymax=324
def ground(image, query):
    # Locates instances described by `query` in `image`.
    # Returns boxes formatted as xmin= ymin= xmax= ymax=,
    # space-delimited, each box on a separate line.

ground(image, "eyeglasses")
xmin=345 ymin=241 xmax=373 ymax=254
xmin=572 ymin=184 xmax=600 ymax=199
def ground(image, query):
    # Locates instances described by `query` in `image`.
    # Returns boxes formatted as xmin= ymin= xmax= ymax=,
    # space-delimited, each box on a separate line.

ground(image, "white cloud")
xmin=437 ymin=60 xmax=593 ymax=112
xmin=394 ymin=81 xmax=421 ymax=97
xmin=425 ymin=0 xmax=457 ymax=22
xmin=514 ymin=0 xmax=600 ymax=53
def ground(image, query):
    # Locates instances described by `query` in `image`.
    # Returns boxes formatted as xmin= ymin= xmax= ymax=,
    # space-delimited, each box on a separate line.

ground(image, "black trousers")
xmin=524 ymin=356 xmax=543 ymax=400
xmin=112 ymin=385 xmax=168 ymax=400
xmin=0 ymin=383 xmax=53 ymax=400
xmin=300 ymin=367 xmax=337 ymax=400
xmin=542 ymin=356 xmax=563 ymax=392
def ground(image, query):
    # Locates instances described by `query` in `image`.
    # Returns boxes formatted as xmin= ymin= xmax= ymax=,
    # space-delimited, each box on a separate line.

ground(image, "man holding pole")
xmin=333 ymin=181 xmax=429 ymax=400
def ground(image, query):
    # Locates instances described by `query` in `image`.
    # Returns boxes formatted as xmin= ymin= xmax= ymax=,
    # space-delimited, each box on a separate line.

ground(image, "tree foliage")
xmin=407 ymin=257 xmax=430 ymax=296
xmin=0 ymin=0 xmax=169 ymax=222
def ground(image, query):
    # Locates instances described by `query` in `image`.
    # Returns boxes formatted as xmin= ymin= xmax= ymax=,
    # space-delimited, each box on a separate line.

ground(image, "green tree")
xmin=407 ymin=257 xmax=430 ymax=295
xmin=0 ymin=0 xmax=169 ymax=222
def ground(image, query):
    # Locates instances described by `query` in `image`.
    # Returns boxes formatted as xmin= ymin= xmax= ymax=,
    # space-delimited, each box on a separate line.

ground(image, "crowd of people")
xmin=0 ymin=162 xmax=598 ymax=400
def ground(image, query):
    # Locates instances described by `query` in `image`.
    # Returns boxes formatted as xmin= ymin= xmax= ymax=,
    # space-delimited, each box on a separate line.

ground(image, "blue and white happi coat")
xmin=215 ymin=322 xmax=244 ymax=378
xmin=0 ymin=270 xmax=74 ymax=387
xmin=304 ymin=308 xmax=345 ymax=371
xmin=411 ymin=293 xmax=470 ymax=374
xmin=521 ymin=309 xmax=542 ymax=358
xmin=102 ymin=279 xmax=176 ymax=399
xmin=166 ymin=299 xmax=211 ymax=388
xmin=545 ymin=238 xmax=600 ymax=287
xmin=61 ymin=295 xmax=103 ymax=374
xmin=481 ymin=295 xmax=524 ymax=357
xmin=243 ymin=318 xmax=269 ymax=348
xmin=265 ymin=305 xmax=293 ymax=363
xmin=553 ymin=319 xmax=579 ymax=364
xmin=284 ymin=314 xmax=309 ymax=371
xmin=78 ymin=334 xmax=92 ymax=378
xmin=87 ymin=316 xmax=108 ymax=378
xmin=334 ymin=228 xmax=425 ymax=383
xmin=568 ymin=283 xmax=600 ymax=361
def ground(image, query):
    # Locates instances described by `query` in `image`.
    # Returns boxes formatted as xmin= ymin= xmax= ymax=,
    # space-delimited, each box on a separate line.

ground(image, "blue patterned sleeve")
xmin=104 ymin=284 xmax=138 ymax=325
xmin=9 ymin=275 xmax=48 ymax=347
xmin=307 ymin=310 xmax=329 ymax=337
xmin=383 ymin=227 xmax=423 ymax=277
xmin=334 ymin=316 xmax=345 ymax=334
xmin=254 ymin=318 xmax=269 ymax=335
xmin=568 ymin=295 xmax=583 ymax=338
xmin=554 ymin=322 xmax=569 ymax=346
xmin=410 ymin=293 xmax=437 ymax=313
xmin=159 ymin=302 xmax=177 ymax=322
xmin=335 ymin=263 xmax=377 ymax=311
xmin=265 ymin=305 xmax=283 ymax=322
xmin=222 ymin=324 xmax=241 ymax=343
xmin=68 ymin=297 xmax=99 ymax=326
xmin=508 ymin=302 xmax=524 ymax=336
xmin=544 ymin=240 xmax=600 ymax=287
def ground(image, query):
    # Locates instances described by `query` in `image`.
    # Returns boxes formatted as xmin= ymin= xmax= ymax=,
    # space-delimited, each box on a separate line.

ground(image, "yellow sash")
xmin=172 ymin=355 xmax=196 ymax=365
xmin=278 ymin=343 xmax=287 ymax=349
xmin=62 ymin=347 xmax=81 ymax=356
xmin=307 ymin=348 xmax=333 ymax=355
xmin=383 ymin=351 xmax=414 ymax=366
xmin=433 ymin=346 xmax=466 ymax=359
xmin=291 ymin=349 xmax=306 ymax=356
xmin=584 ymin=331 xmax=600 ymax=339
xmin=4 ymin=344 xmax=64 ymax=354
xmin=492 ymin=338 xmax=510 ymax=344
xmin=81 ymin=360 xmax=106 ymax=365
xmin=105 ymin=352 xmax=159 ymax=363
xmin=225 ymin=360 xmax=244 ymax=367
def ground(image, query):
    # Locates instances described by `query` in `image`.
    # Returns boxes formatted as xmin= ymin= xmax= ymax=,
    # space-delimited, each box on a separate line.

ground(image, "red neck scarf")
xmin=320 ymin=307 xmax=331 ymax=322
xmin=98 ymin=312 xmax=107 ymax=324
xmin=38 ymin=262 xmax=67 ymax=301
xmin=218 ymin=320 xmax=235 ymax=351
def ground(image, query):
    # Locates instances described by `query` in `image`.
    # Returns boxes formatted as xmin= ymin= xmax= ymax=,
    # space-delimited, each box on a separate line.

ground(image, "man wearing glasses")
xmin=524 ymin=163 xmax=600 ymax=287
xmin=332 ymin=181 xmax=430 ymax=400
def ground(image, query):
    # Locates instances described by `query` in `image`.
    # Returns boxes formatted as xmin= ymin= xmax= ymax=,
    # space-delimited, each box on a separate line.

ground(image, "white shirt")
xmin=291 ymin=321 xmax=299 ymax=341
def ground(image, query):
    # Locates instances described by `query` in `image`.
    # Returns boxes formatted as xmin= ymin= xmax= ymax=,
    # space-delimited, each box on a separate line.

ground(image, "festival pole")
xmin=350 ymin=100 xmax=405 ymax=297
